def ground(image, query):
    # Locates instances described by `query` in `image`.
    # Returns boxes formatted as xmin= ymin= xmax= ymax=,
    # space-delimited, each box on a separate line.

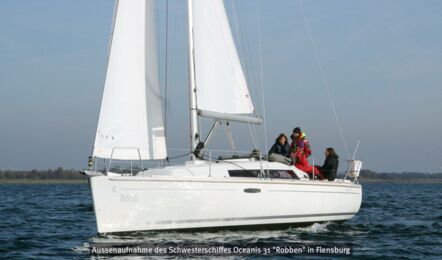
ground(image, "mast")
xmin=187 ymin=0 xmax=199 ymax=157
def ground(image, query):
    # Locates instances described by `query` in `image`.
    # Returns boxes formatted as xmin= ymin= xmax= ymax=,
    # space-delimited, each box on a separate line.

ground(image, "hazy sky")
xmin=0 ymin=0 xmax=441 ymax=172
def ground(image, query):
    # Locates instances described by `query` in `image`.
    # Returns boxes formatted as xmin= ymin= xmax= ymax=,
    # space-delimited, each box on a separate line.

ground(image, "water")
xmin=0 ymin=183 xmax=440 ymax=259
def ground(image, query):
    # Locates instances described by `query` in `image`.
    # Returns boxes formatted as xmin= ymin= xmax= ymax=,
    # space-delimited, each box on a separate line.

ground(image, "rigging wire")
xmin=298 ymin=0 xmax=351 ymax=159
xmin=167 ymin=152 xmax=192 ymax=160
xmin=155 ymin=0 xmax=160 ymax=65
xmin=201 ymin=153 xmax=262 ymax=175
xmin=224 ymin=122 xmax=237 ymax=152
xmin=256 ymin=0 xmax=269 ymax=157
xmin=161 ymin=0 xmax=170 ymax=165
xmin=163 ymin=0 xmax=169 ymax=138
xmin=231 ymin=0 xmax=250 ymax=85
xmin=239 ymin=1 xmax=262 ymax=153
xmin=231 ymin=0 xmax=259 ymax=150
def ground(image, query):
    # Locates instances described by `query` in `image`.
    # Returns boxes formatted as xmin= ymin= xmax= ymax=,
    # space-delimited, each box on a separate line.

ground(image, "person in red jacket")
xmin=292 ymin=143 xmax=323 ymax=179
xmin=290 ymin=127 xmax=312 ymax=158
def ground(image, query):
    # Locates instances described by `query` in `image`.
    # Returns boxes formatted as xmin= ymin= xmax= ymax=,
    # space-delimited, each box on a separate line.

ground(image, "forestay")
xmin=192 ymin=0 xmax=255 ymax=116
xmin=93 ymin=0 xmax=167 ymax=160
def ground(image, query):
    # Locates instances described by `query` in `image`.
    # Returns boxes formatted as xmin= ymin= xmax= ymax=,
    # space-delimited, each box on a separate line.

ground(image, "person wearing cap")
xmin=290 ymin=127 xmax=312 ymax=158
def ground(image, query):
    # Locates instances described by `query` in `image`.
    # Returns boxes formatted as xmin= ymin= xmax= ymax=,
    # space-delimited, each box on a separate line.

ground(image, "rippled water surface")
xmin=0 ymin=183 xmax=441 ymax=259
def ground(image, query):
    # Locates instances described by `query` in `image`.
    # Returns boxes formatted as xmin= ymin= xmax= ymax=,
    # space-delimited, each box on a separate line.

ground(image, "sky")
xmin=0 ymin=0 xmax=441 ymax=172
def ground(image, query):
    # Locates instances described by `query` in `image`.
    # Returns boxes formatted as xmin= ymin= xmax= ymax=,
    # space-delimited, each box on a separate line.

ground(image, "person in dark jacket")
xmin=269 ymin=133 xmax=290 ymax=156
xmin=268 ymin=133 xmax=291 ymax=165
xmin=317 ymin=148 xmax=339 ymax=181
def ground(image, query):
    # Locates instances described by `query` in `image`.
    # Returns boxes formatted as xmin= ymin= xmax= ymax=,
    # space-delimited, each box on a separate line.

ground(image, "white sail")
xmin=93 ymin=0 xmax=166 ymax=160
xmin=192 ymin=0 xmax=255 ymax=116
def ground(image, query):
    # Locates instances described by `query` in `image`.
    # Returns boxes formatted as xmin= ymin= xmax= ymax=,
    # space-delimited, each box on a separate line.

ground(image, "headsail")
xmin=93 ymin=0 xmax=167 ymax=160
xmin=191 ymin=0 xmax=259 ymax=121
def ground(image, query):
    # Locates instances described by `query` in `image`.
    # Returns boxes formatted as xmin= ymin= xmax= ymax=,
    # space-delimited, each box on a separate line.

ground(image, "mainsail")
xmin=191 ymin=0 xmax=258 ymax=122
xmin=93 ymin=0 xmax=166 ymax=160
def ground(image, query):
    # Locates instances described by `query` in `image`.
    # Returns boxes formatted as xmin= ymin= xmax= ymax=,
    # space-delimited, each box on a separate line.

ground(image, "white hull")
xmin=88 ymin=160 xmax=362 ymax=234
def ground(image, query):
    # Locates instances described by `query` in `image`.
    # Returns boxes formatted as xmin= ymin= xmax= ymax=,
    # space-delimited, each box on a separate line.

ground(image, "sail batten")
xmin=93 ymin=0 xmax=166 ymax=160
xmin=192 ymin=0 xmax=255 ymax=116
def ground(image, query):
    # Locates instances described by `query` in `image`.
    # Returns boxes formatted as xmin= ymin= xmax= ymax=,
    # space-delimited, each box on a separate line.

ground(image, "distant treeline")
xmin=0 ymin=168 xmax=86 ymax=180
xmin=354 ymin=170 xmax=442 ymax=183
xmin=0 ymin=168 xmax=441 ymax=183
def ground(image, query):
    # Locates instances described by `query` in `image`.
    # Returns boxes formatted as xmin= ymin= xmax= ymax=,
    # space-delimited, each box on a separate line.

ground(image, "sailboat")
xmin=84 ymin=0 xmax=362 ymax=235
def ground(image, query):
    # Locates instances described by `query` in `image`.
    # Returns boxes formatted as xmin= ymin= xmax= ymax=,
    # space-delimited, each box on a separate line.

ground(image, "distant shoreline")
xmin=0 ymin=179 xmax=88 ymax=184
xmin=358 ymin=179 xmax=442 ymax=184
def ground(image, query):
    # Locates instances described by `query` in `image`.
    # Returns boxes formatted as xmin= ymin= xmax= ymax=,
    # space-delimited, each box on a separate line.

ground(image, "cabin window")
xmin=228 ymin=170 xmax=299 ymax=179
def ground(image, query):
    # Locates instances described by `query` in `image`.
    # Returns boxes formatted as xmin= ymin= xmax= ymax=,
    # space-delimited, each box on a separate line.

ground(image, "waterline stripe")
xmin=268 ymin=190 xmax=360 ymax=195
xmin=154 ymin=212 xmax=355 ymax=225
xmin=120 ymin=188 xmax=359 ymax=195
xmin=121 ymin=188 xmax=236 ymax=191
